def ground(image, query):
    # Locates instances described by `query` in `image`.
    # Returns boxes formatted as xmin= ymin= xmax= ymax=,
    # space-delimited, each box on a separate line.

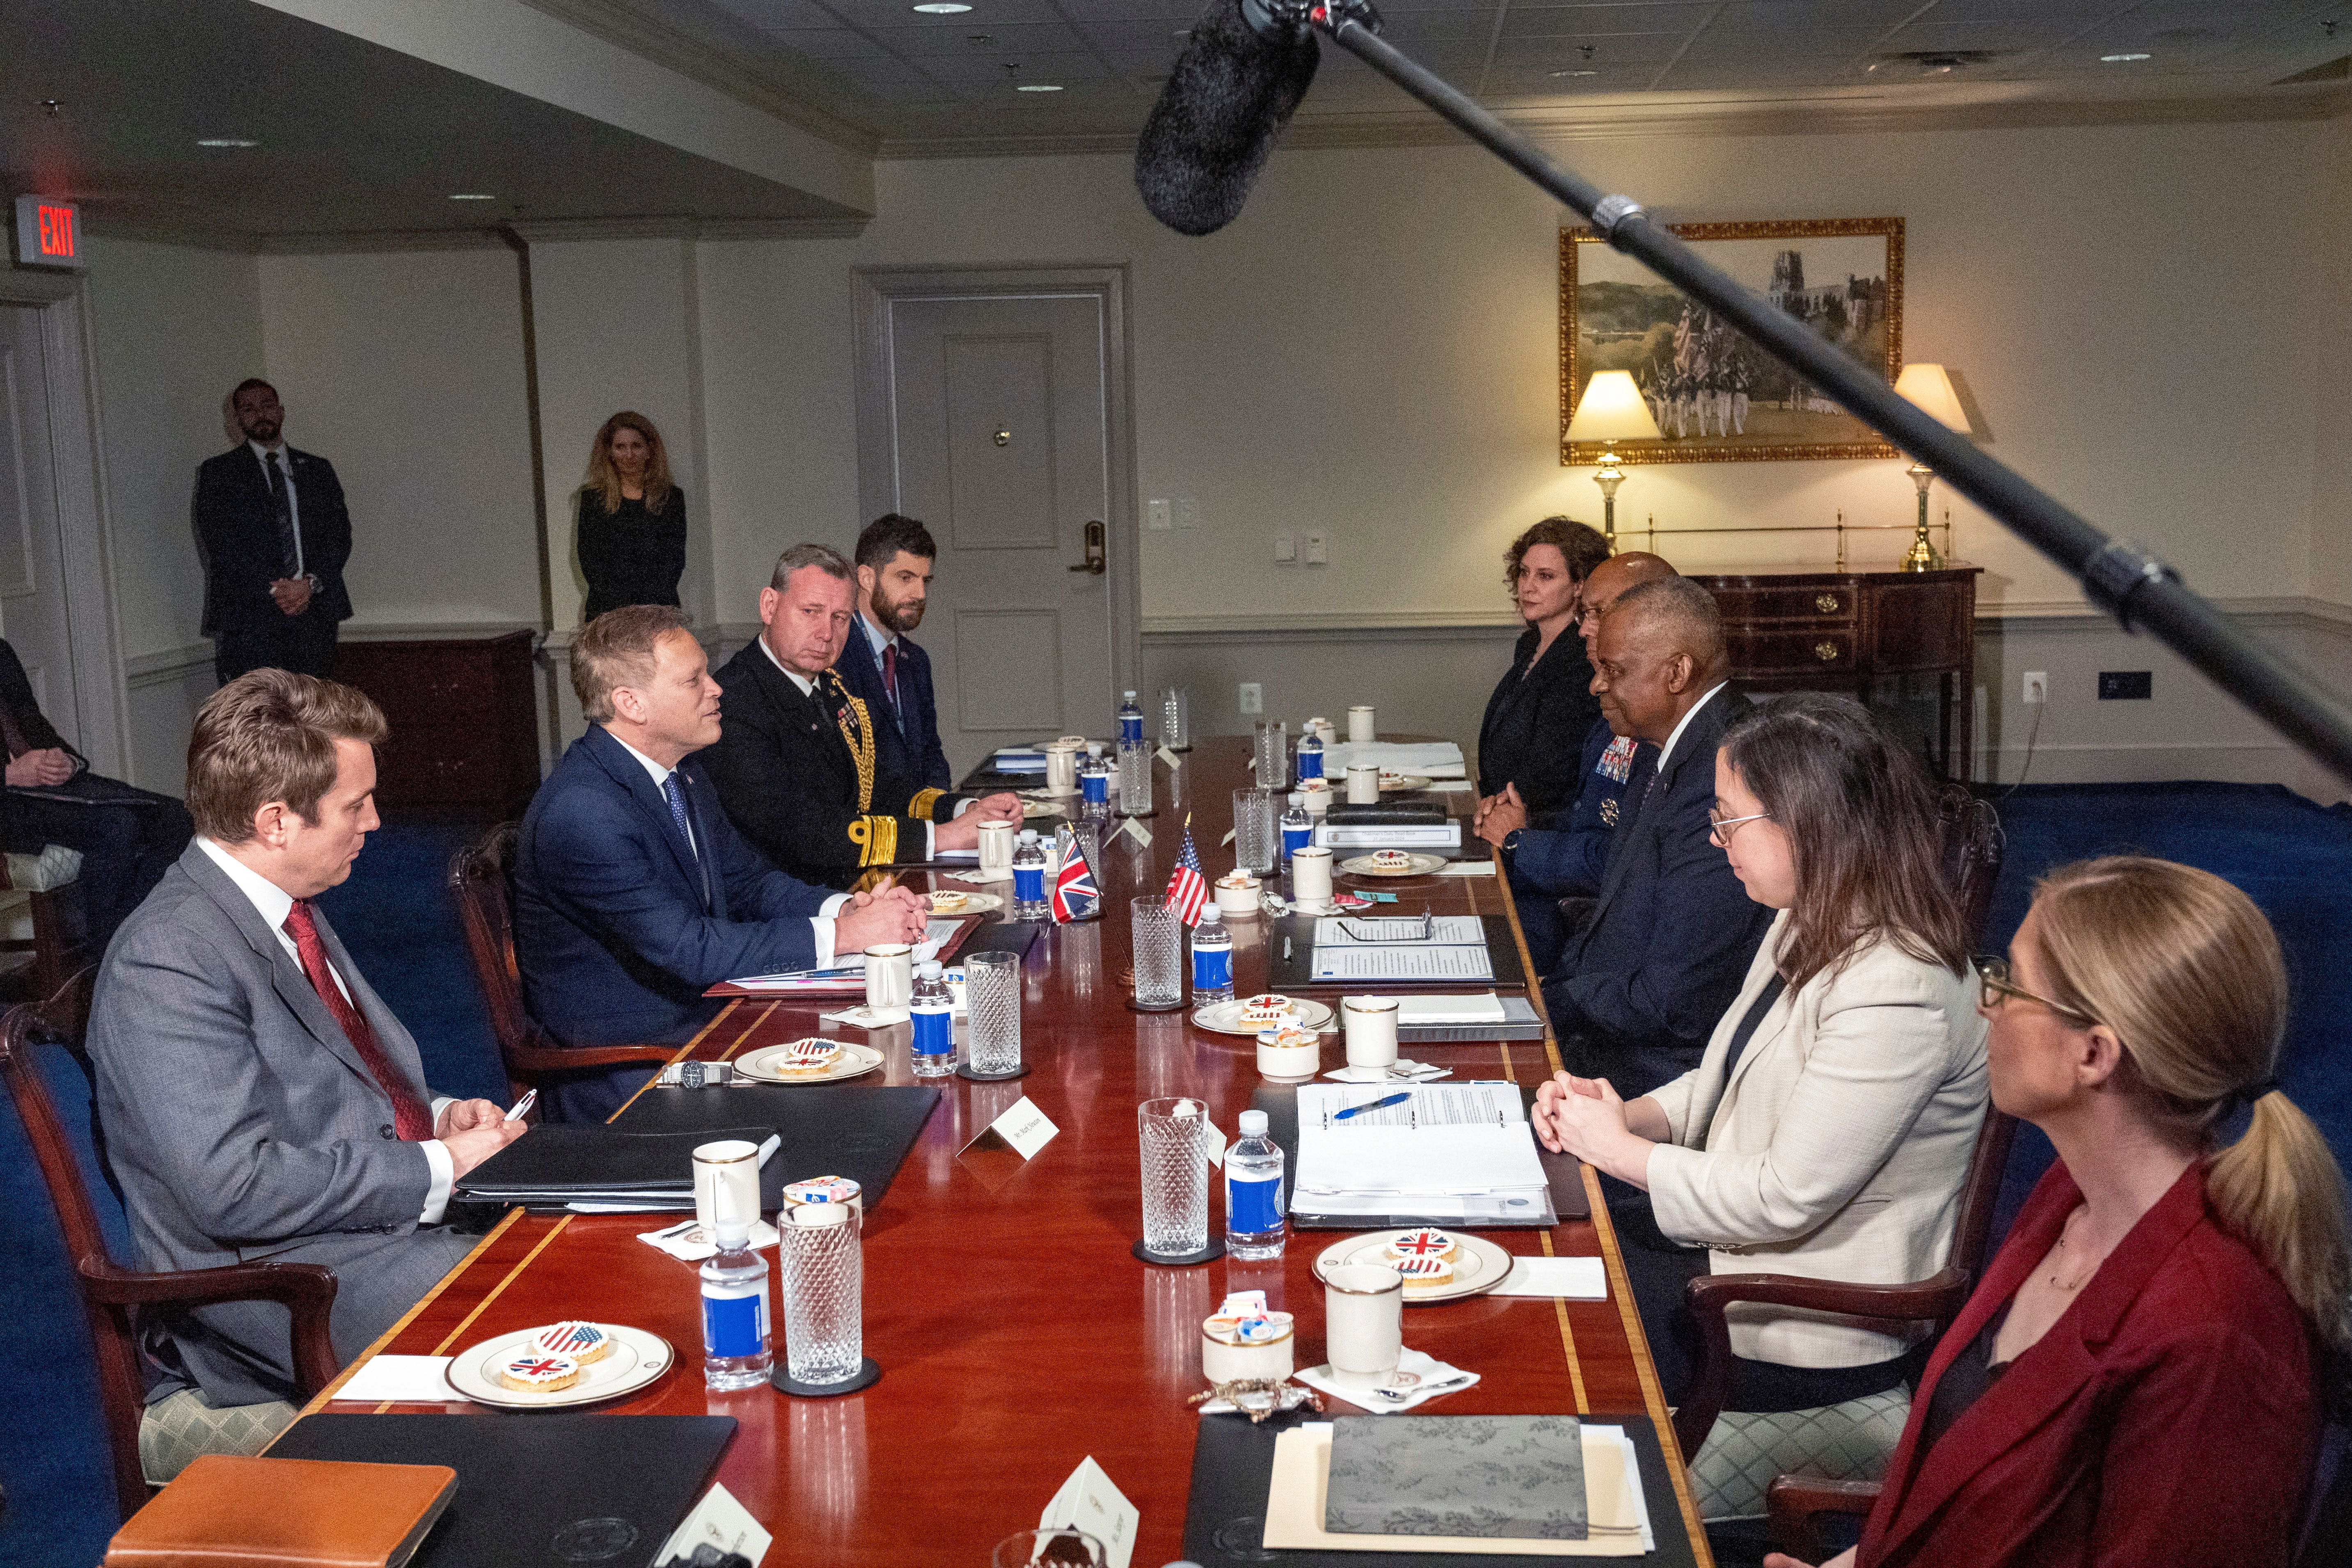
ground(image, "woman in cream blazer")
xmin=1539 ymin=694 xmax=1988 ymax=1411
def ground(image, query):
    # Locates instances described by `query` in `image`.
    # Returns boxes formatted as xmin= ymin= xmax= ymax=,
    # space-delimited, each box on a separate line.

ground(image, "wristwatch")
xmin=1500 ymin=828 xmax=1525 ymax=856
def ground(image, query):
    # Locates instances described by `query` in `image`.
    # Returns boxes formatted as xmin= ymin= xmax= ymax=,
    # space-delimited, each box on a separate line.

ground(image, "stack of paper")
xmin=1310 ymin=917 xmax=1495 ymax=983
xmin=1292 ymin=1083 xmax=1550 ymax=1219
xmin=1321 ymin=740 xmax=1467 ymax=779
xmin=992 ymin=747 xmax=1048 ymax=774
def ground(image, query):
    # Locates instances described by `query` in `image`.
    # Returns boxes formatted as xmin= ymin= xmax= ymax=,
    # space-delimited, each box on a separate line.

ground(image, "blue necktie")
xmin=661 ymin=772 xmax=696 ymax=859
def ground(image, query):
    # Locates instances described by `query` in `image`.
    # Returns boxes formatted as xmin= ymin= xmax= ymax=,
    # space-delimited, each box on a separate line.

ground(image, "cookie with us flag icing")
xmin=531 ymin=1321 xmax=613 ymax=1365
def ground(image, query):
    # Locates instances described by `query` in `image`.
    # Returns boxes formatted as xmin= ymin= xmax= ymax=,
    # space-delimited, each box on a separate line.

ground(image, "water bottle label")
xmin=1193 ymin=945 xmax=1232 ymax=991
xmin=911 ymin=1004 xmax=954 ymax=1058
xmin=1014 ymin=866 xmax=1045 ymax=903
xmin=1296 ymin=750 xmax=1323 ymax=779
xmin=702 ymin=1288 xmax=768 ymax=1358
xmin=1082 ymin=772 xmax=1108 ymax=802
xmin=1120 ymin=714 xmax=1143 ymax=742
xmin=1227 ymin=1170 xmax=1284 ymax=1234
xmin=1282 ymin=824 xmax=1312 ymax=859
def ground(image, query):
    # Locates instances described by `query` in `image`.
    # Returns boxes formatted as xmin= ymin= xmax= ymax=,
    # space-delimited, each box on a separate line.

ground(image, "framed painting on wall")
xmin=1561 ymin=217 xmax=1904 ymax=465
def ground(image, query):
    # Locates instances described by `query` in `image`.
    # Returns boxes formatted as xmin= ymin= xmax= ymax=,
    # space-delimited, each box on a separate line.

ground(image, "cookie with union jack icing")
xmin=1383 ymin=1228 xmax=1459 ymax=1264
xmin=531 ymin=1321 xmax=613 ymax=1366
xmin=496 ymin=1352 xmax=582 ymax=1393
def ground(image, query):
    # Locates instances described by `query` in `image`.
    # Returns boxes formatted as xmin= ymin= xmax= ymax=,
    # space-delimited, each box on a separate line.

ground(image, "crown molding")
xmin=87 ymin=214 xmax=868 ymax=255
xmin=508 ymin=215 xmax=868 ymax=243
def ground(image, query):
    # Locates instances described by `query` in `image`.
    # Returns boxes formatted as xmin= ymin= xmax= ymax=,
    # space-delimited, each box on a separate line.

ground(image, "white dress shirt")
xmin=1652 ymin=679 xmax=1729 ymax=779
xmin=606 ymin=730 xmax=852 ymax=965
xmin=248 ymin=440 xmax=305 ymax=579
xmin=195 ymin=838 xmax=456 ymax=1224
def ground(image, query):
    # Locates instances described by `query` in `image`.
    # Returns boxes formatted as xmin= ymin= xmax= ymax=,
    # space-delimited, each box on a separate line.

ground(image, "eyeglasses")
xmin=1971 ymin=955 xmax=2098 ymax=1028
xmin=1706 ymin=809 xmax=1772 ymax=847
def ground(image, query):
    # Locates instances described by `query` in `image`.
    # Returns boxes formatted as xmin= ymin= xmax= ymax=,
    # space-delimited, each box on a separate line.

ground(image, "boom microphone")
xmin=1134 ymin=0 xmax=1321 ymax=237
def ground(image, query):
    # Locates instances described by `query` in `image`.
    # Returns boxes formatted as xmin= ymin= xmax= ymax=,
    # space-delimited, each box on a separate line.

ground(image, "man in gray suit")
xmin=87 ymin=669 xmax=525 ymax=1423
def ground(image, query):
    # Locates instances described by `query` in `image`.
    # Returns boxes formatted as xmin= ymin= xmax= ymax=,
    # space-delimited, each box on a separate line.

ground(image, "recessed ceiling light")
xmin=912 ymin=3 xmax=972 ymax=12
xmin=1548 ymin=69 xmax=1598 ymax=77
xmin=1016 ymin=82 xmax=1063 ymax=90
xmin=196 ymin=137 xmax=259 ymax=148
xmin=449 ymin=192 xmax=498 ymax=201
xmin=2100 ymin=52 xmax=2152 ymax=62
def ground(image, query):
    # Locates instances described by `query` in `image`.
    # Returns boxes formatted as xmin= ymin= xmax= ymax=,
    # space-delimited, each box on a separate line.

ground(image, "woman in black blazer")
xmin=575 ymin=411 xmax=687 ymax=620
xmin=1475 ymin=517 xmax=1611 ymax=821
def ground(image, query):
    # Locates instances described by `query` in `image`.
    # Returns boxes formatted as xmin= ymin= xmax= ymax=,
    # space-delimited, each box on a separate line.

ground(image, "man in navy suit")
xmin=835 ymin=514 xmax=957 ymax=801
xmin=514 ymin=605 xmax=929 ymax=1122
xmin=193 ymin=380 xmax=354 ymax=684
xmin=1541 ymin=577 xmax=1772 ymax=1099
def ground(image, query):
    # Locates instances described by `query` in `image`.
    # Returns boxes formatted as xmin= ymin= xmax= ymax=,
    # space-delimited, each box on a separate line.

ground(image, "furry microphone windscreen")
xmin=1134 ymin=0 xmax=1320 ymax=237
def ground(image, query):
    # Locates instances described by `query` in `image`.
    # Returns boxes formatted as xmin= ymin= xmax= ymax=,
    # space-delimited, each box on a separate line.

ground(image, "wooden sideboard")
xmin=333 ymin=629 xmax=541 ymax=819
xmin=1692 ymin=565 xmax=1981 ymax=780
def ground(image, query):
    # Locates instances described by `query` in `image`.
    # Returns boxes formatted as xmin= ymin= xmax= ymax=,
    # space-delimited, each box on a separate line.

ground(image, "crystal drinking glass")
xmin=965 ymin=951 xmax=1022 ymax=1074
xmin=1137 ymin=1096 xmax=1210 ymax=1256
xmin=1253 ymin=719 xmax=1289 ymax=791
xmin=1231 ymin=787 xmax=1277 ymax=875
xmin=778 ymin=1204 xmax=863 ymax=1385
xmin=1118 ymin=740 xmax=1154 ymax=816
xmin=1160 ymin=685 xmax=1190 ymax=750
xmin=1130 ymin=896 xmax=1182 ymax=1009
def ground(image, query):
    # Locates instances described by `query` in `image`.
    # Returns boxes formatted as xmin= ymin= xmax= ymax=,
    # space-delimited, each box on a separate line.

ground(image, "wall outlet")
xmin=2022 ymin=671 xmax=2047 ymax=704
xmin=2098 ymin=670 xmax=2152 ymax=700
xmin=1174 ymin=497 xmax=1199 ymax=530
xmin=1273 ymin=533 xmax=1296 ymax=563
xmin=1146 ymin=498 xmax=1171 ymax=531
xmin=1238 ymin=682 xmax=1263 ymax=715
xmin=1303 ymin=531 xmax=1328 ymax=564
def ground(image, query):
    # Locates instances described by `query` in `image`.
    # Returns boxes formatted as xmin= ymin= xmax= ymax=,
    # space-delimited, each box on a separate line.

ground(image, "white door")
xmin=0 ymin=304 xmax=80 ymax=739
xmin=858 ymin=272 xmax=1137 ymax=778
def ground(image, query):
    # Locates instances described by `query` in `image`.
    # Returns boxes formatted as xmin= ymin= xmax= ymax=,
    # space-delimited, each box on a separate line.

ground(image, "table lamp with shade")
xmin=1892 ymin=363 xmax=1974 ymax=572
xmin=1566 ymin=370 xmax=1663 ymax=546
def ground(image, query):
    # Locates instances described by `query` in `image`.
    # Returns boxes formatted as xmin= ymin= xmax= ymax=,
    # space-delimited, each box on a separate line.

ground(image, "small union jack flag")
xmin=1051 ymin=823 xmax=1097 ymax=922
xmin=1164 ymin=819 xmax=1207 ymax=927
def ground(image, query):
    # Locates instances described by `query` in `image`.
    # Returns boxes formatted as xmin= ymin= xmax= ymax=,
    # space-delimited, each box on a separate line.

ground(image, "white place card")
xmin=959 ymin=1095 xmax=1060 ymax=1161
xmin=1156 ymin=743 xmax=1182 ymax=769
xmin=655 ymin=1482 xmax=770 ymax=1568
xmin=1489 ymin=1256 xmax=1609 ymax=1300
xmin=329 ymin=1355 xmax=468 ymax=1404
xmin=1041 ymin=1456 xmax=1139 ymax=1568
xmin=1114 ymin=817 xmax=1153 ymax=848
xmin=1205 ymin=1114 xmax=1225 ymax=1170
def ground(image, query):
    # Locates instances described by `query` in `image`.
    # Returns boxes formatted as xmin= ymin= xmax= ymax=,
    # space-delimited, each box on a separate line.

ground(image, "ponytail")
xmin=2208 ymin=1089 xmax=2352 ymax=1353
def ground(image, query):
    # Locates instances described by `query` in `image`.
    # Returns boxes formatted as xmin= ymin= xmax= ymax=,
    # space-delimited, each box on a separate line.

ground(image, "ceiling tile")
xmin=870 ymin=18 xmax=1089 ymax=53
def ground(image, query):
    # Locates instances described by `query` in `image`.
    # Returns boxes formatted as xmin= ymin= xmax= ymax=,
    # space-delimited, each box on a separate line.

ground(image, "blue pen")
xmin=1333 ymin=1091 xmax=1412 ymax=1121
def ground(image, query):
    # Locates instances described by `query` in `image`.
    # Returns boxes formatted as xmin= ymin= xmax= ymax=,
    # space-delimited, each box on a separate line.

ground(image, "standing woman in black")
xmin=1476 ymin=517 xmax=1611 ymax=822
xmin=575 ymin=411 xmax=687 ymax=620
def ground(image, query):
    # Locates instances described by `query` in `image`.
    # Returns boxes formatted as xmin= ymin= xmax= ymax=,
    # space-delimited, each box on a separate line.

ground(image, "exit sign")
xmin=13 ymin=196 xmax=85 ymax=271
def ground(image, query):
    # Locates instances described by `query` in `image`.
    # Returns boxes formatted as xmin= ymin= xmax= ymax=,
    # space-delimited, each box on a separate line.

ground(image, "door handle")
xmin=1067 ymin=519 xmax=1106 ymax=575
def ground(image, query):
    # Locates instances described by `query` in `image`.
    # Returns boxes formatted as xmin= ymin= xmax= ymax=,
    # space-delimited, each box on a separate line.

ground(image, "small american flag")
xmin=1164 ymin=819 xmax=1207 ymax=927
xmin=1051 ymin=823 xmax=1097 ymax=922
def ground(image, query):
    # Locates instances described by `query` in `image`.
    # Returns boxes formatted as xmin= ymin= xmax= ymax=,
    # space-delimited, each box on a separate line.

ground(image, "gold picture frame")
xmin=1561 ymin=217 xmax=1905 ymax=466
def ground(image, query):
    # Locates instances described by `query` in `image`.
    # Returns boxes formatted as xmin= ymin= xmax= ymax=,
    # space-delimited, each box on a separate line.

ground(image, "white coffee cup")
xmin=693 ymin=1139 xmax=763 ymax=1235
xmin=1291 ymin=845 xmax=1333 ymax=906
xmin=1306 ymin=716 xmax=1335 ymax=746
xmin=1046 ymin=741 xmax=1081 ymax=794
xmin=1348 ymin=706 xmax=1376 ymax=743
xmin=1214 ymin=873 xmax=1261 ymax=918
xmin=1323 ymin=1262 xmax=1404 ymax=1387
xmin=863 ymin=942 xmax=914 ymax=1010
xmin=1342 ymin=995 xmax=1400 ymax=1069
xmin=976 ymin=819 xmax=1016 ymax=879
xmin=1297 ymin=780 xmax=1333 ymax=817
xmin=1346 ymin=764 xmax=1381 ymax=805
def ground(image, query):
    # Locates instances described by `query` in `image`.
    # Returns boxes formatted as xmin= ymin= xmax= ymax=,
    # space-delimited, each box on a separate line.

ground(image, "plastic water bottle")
xmin=1079 ymin=755 xmax=1111 ymax=821
xmin=1280 ymin=800 xmax=1312 ymax=862
xmin=1012 ymin=830 xmax=1049 ymax=920
xmin=1118 ymin=690 xmax=1144 ymax=746
xmin=700 ymin=1188 xmax=773 ymax=1389
xmin=1191 ymin=906 xmax=1234 ymax=1004
xmin=1295 ymin=729 xmax=1324 ymax=781
xmin=910 ymin=959 xmax=955 ymax=1077
xmin=1225 ymin=1109 xmax=1287 ymax=1260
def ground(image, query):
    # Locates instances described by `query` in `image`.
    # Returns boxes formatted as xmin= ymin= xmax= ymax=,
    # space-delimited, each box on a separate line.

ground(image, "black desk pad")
xmin=959 ymin=919 xmax=1044 ymax=961
xmin=1249 ymin=1083 xmax=1588 ymax=1228
xmin=611 ymin=1084 xmax=940 ymax=1211
xmin=1182 ymin=1410 xmax=1697 ymax=1568
xmin=1265 ymin=914 xmax=1527 ymax=991
xmin=270 ymin=1414 xmax=734 ymax=1568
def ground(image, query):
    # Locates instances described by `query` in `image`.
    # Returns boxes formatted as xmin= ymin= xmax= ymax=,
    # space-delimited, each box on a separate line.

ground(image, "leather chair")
xmin=0 ymin=969 xmax=338 ymax=1520
xmin=1936 ymin=785 xmax=2004 ymax=947
xmin=448 ymin=822 xmax=672 ymax=1104
xmin=0 ymin=843 xmax=89 ymax=1003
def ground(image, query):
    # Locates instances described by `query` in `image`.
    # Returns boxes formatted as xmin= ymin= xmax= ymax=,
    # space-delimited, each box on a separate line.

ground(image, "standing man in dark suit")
xmin=834 ymin=513 xmax=957 ymax=802
xmin=1542 ymin=577 xmax=1773 ymax=1099
xmin=193 ymin=379 xmax=354 ymax=684
xmin=705 ymin=544 xmax=1024 ymax=890
xmin=0 ymin=637 xmax=193 ymax=950
xmin=514 ymin=604 xmax=929 ymax=1122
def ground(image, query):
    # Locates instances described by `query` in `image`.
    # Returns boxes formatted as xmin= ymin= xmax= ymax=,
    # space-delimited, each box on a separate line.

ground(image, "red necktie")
xmin=282 ymin=898 xmax=433 ymax=1140
xmin=880 ymin=640 xmax=899 ymax=709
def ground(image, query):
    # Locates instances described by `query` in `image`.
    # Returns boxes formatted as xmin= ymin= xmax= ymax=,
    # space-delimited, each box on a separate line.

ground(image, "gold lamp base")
xmin=1594 ymin=449 xmax=1627 ymax=547
xmin=1902 ymin=462 xmax=1943 ymax=573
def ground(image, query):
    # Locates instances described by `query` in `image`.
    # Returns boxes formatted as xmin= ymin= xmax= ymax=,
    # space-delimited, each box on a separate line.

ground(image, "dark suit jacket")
xmin=514 ymin=724 xmax=835 ymax=1076
xmin=192 ymin=445 xmax=354 ymax=634
xmin=1541 ymin=685 xmax=1773 ymax=1096
xmin=1476 ymin=626 xmax=1602 ymax=822
xmin=834 ymin=616 xmax=954 ymax=798
xmin=705 ymin=641 xmax=954 ymax=890
xmin=1505 ymin=716 xmax=1650 ymax=900
xmin=1858 ymin=1162 xmax=2322 ymax=1568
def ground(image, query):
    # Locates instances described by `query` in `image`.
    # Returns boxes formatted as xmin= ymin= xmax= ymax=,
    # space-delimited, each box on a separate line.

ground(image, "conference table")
xmin=302 ymin=736 xmax=1713 ymax=1567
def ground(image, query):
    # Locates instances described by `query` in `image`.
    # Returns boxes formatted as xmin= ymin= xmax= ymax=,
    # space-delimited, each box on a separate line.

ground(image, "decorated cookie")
xmin=497 ymin=1352 xmax=582 ymax=1393
xmin=1216 ymin=872 xmax=1258 ymax=890
xmin=1391 ymin=1254 xmax=1455 ymax=1290
xmin=773 ymin=1038 xmax=844 ymax=1078
xmin=929 ymin=890 xmax=971 ymax=914
xmin=1239 ymin=994 xmax=1296 ymax=1026
xmin=1384 ymin=1229 xmax=1459 ymax=1264
xmin=1367 ymin=849 xmax=1417 ymax=870
xmin=531 ymin=1321 xmax=612 ymax=1366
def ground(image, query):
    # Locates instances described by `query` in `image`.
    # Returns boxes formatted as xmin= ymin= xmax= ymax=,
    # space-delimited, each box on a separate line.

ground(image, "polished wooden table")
xmin=302 ymin=738 xmax=1712 ymax=1566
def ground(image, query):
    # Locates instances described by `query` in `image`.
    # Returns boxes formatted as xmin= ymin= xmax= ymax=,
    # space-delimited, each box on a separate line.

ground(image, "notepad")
xmin=1292 ymin=1083 xmax=1550 ymax=1215
xmin=1313 ymin=946 xmax=1494 ymax=982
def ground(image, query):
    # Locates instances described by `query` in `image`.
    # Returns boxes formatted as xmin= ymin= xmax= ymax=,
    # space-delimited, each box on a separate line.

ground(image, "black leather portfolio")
xmin=1325 ymin=800 xmax=1451 ymax=826
xmin=1264 ymin=913 xmax=1526 ymax=991
xmin=453 ymin=1125 xmax=776 ymax=1208
xmin=268 ymin=1414 xmax=735 ymax=1568
xmin=611 ymin=1084 xmax=941 ymax=1211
